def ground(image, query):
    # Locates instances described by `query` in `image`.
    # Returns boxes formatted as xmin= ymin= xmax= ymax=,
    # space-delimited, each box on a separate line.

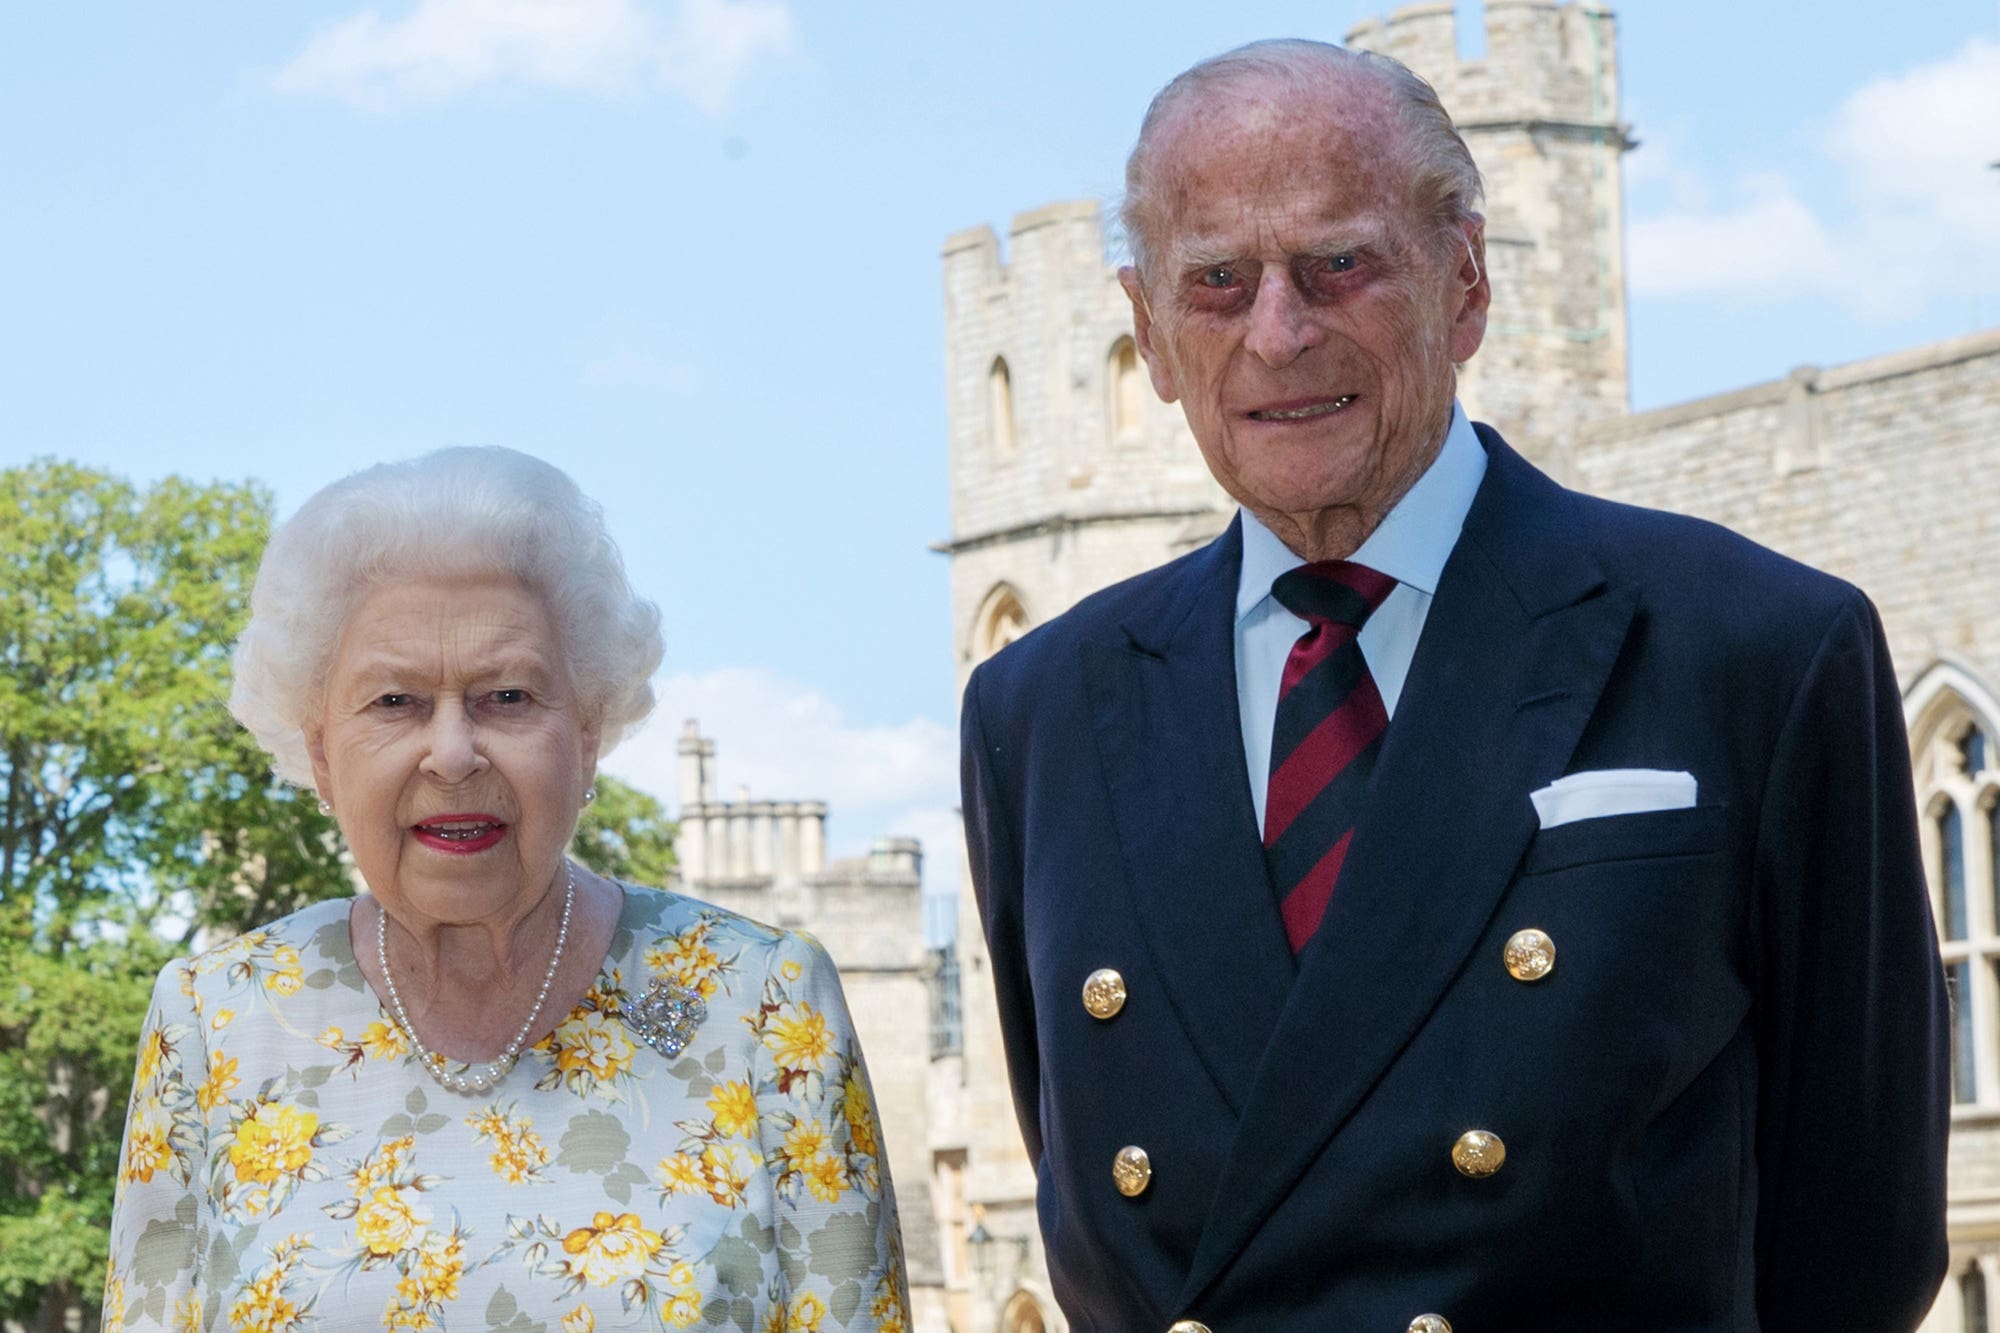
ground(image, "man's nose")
xmin=419 ymin=701 xmax=488 ymax=784
xmin=1242 ymin=269 xmax=1324 ymax=369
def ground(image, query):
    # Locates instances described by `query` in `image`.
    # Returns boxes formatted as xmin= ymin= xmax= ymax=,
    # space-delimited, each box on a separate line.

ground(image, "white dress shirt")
xmin=1236 ymin=404 xmax=1488 ymax=833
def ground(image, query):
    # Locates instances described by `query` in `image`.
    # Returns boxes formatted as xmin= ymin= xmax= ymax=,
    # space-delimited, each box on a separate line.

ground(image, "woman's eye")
xmin=491 ymin=688 xmax=530 ymax=706
xmin=376 ymin=693 xmax=413 ymax=709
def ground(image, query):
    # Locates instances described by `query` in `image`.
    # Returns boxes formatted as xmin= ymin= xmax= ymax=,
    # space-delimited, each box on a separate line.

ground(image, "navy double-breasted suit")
xmin=960 ymin=427 xmax=1949 ymax=1332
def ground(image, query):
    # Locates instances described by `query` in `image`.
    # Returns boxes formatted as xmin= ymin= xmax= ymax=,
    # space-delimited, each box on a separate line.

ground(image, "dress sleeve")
xmin=747 ymin=929 xmax=909 ymax=1332
xmin=103 ymin=960 xmax=210 ymax=1333
xmin=1751 ymin=592 xmax=1950 ymax=1330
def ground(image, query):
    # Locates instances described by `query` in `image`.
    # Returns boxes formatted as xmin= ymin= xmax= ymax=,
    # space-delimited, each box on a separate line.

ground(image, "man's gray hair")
xmin=230 ymin=445 xmax=664 ymax=787
xmin=1120 ymin=38 xmax=1485 ymax=280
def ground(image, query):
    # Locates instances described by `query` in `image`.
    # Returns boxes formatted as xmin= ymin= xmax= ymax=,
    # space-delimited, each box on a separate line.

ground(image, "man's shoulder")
xmin=1476 ymin=427 xmax=1868 ymax=639
xmin=1565 ymin=485 xmax=1866 ymax=630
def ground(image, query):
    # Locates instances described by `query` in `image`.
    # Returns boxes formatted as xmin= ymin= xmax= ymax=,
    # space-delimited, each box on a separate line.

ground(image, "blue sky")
xmin=5 ymin=0 xmax=1997 ymax=905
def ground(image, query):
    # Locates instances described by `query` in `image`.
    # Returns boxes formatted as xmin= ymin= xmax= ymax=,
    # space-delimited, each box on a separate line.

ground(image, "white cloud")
xmin=1627 ymin=176 xmax=1843 ymax=301
xmin=273 ymin=0 xmax=793 ymax=114
xmin=1627 ymin=37 xmax=2000 ymax=320
xmin=600 ymin=666 xmax=963 ymax=897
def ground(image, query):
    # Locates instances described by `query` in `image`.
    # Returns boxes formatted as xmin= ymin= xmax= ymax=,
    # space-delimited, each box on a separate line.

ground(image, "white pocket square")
xmin=1530 ymin=769 xmax=1697 ymax=829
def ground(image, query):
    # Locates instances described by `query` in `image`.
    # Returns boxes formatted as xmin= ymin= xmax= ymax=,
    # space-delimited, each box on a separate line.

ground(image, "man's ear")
xmin=1119 ymin=266 xmax=1182 ymax=404
xmin=1448 ymin=216 xmax=1490 ymax=365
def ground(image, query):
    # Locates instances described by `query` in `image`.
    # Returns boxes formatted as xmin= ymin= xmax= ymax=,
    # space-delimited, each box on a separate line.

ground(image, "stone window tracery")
xmin=1910 ymin=675 xmax=2000 ymax=1110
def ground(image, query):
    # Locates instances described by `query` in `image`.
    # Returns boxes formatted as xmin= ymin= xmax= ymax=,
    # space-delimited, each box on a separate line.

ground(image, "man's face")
xmin=1120 ymin=81 xmax=1488 ymax=545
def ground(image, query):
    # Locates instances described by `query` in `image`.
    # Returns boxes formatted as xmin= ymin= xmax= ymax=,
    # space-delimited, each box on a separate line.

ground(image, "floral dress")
xmin=103 ymin=888 xmax=908 ymax=1333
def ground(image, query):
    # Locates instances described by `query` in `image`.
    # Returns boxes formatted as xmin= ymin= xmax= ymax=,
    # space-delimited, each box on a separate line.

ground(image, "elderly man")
xmin=959 ymin=39 xmax=1948 ymax=1333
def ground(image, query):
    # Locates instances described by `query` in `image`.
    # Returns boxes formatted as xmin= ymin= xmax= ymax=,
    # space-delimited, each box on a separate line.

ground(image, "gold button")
xmin=1167 ymin=1323 xmax=1212 ymax=1333
xmin=1113 ymin=1145 xmax=1153 ymax=1197
xmin=1408 ymin=1317 xmax=1453 ymax=1333
xmin=1503 ymin=927 xmax=1556 ymax=981
xmin=1452 ymin=1129 xmax=1506 ymax=1178
xmin=1082 ymin=968 xmax=1128 ymax=1020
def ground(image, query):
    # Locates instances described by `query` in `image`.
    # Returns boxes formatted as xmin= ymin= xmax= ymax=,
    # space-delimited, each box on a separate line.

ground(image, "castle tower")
xmin=1347 ymin=0 xmax=1634 ymax=469
xmin=932 ymin=7 xmax=1632 ymax=1331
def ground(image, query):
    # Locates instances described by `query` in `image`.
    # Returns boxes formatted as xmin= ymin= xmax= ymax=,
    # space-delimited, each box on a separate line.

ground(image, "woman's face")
xmin=306 ymin=575 xmax=599 ymax=929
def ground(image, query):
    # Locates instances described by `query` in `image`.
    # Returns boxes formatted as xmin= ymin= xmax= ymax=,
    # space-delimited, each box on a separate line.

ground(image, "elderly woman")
xmin=104 ymin=447 xmax=908 ymax=1333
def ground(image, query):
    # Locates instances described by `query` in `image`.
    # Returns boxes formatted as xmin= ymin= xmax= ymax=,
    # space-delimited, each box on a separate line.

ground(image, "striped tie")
xmin=1263 ymin=561 xmax=1397 ymax=952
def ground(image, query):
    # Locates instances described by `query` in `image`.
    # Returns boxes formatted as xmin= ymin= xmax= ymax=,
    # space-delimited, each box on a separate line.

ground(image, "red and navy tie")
xmin=1263 ymin=561 xmax=1398 ymax=952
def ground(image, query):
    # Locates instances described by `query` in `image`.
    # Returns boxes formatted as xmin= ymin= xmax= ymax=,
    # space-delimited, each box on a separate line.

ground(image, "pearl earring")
xmin=583 ymin=786 xmax=597 ymax=805
xmin=317 ymin=798 xmax=332 ymax=816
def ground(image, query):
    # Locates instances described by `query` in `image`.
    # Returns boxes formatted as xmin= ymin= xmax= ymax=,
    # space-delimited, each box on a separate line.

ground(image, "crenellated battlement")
xmin=1347 ymin=0 xmax=1623 ymax=133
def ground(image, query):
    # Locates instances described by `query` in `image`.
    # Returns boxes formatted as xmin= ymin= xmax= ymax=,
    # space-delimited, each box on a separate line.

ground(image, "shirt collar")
xmin=1235 ymin=403 xmax=1488 ymax=622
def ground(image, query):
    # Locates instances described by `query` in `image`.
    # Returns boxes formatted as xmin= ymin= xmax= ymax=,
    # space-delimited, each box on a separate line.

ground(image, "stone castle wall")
xmin=1570 ymin=329 xmax=2000 ymax=688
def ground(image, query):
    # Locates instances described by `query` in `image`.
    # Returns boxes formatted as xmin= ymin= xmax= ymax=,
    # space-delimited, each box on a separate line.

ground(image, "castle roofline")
xmin=1581 ymin=325 xmax=2000 ymax=443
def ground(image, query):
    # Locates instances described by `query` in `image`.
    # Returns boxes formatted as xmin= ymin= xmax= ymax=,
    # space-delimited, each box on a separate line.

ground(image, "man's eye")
xmin=1199 ymin=266 xmax=1239 ymax=289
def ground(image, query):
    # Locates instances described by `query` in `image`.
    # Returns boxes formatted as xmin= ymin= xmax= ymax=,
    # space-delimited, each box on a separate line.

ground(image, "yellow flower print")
xmin=804 ymin=1154 xmax=846 ymax=1204
xmin=708 ymin=1080 xmax=759 ymax=1138
xmin=198 ymin=1051 xmax=242 ymax=1113
xmin=764 ymin=1003 xmax=832 ymax=1073
xmin=665 ymin=1291 xmax=703 ymax=1328
xmin=135 ymin=1028 xmax=170 ymax=1084
xmin=561 ymin=1306 xmax=596 ymax=1333
xmin=560 ymin=1211 xmax=665 ymax=1287
xmin=416 ymin=1230 xmax=464 ymax=1301
xmin=759 ymin=1308 xmax=787 ymax=1333
xmin=842 ymin=1071 xmax=879 ymax=1150
xmin=317 ymin=1027 xmax=345 ymax=1049
xmin=120 ymin=1109 xmax=172 ymax=1184
xmin=781 ymin=1119 xmax=829 ymax=1169
xmin=780 ymin=959 xmax=803 ymax=982
xmin=351 ymin=1134 xmax=415 ymax=1194
xmin=788 ymin=1291 xmax=827 ymax=1332
xmin=701 ymin=1145 xmax=751 ymax=1207
xmin=172 ymin=1292 xmax=203 ymax=1333
xmin=355 ymin=1184 xmax=430 ymax=1257
xmin=553 ymin=1010 xmax=636 ymax=1083
xmin=658 ymin=1152 xmax=704 ymax=1196
xmin=210 ymin=1007 xmax=237 ymax=1031
xmin=228 ymin=1101 xmax=319 ymax=1186
xmin=465 ymin=1101 xmax=550 ymax=1183
xmin=225 ymin=1234 xmax=313 ymax=1333
xmin=103 ymin=1274 xmax=126 ymax=1333
xmin=361 ymin=1020 xmax=409 ymax=1062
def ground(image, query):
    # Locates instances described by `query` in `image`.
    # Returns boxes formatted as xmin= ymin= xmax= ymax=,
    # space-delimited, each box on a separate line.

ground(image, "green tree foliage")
xmin=0 ymin=460 xmax=352 ymax=1325
xmin=570 ymin=773 xmax=678 ymax=888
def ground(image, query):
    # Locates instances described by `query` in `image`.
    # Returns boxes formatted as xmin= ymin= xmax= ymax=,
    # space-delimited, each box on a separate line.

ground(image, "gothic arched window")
xmin=970 ymin=584 xmax=1029 ymax=665
xmin=989 ymin=357 xmax=1017 ymax=459
xmin=1109 ymin=337 xmax=1144 ymax=441
xmin=1908 ymin=664 xmax=2000 ymax=1108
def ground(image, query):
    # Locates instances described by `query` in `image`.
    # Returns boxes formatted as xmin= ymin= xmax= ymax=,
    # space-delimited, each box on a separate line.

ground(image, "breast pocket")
xmin=1520 ymin=802 xmax=1730 ymax=876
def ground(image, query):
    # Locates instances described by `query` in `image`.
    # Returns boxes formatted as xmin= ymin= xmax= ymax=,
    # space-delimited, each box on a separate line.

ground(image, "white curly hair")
xmin=230 ymin=446 xmax=664 ymax=787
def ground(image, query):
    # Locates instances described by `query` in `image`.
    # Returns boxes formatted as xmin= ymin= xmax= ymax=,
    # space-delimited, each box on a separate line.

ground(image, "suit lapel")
xmin=1176 ymin=429 xmax=1640 ymax=1305
xmin=1084 ymin=518 xmax=1296 ymax=1113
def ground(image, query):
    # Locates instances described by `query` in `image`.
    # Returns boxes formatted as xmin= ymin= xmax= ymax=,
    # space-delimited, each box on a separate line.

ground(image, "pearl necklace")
xmin=377 ymin=862 xmax=575 ymax=1096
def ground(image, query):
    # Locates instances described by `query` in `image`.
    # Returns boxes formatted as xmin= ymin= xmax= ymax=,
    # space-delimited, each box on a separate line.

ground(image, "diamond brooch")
xmin=619 ymin=977 xmax=707 ymax=1058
